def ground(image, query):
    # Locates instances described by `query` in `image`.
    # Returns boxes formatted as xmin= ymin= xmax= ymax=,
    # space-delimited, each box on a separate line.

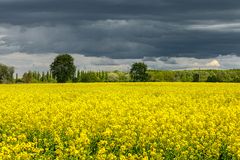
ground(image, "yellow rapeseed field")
xmin=0 ymin=83 xmax=240 ymax=159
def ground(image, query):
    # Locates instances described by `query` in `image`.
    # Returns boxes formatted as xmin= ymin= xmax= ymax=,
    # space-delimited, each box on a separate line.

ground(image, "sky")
xmin=0 ymin=0 xmax=240 ymax=75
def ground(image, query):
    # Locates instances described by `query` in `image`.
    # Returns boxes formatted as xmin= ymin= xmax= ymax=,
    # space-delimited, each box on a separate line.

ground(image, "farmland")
xmin=0 ymin=83 xmax=240 ymax=159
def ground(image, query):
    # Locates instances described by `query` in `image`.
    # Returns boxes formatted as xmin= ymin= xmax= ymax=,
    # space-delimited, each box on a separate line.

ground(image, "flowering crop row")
xmin=0 ymin=83 xmax=240 ymax=159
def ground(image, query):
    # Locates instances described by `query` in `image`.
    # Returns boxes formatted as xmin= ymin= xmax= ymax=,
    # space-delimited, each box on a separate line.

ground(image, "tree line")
xmin=0 ymin=54 xmax=240 ymax=83
xmin=148 ymin=69 xmax=240 ymax=82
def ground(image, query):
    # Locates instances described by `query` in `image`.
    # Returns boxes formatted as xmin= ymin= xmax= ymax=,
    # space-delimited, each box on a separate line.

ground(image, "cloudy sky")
xmin=0 ymin=0 xmax=240 ymax=75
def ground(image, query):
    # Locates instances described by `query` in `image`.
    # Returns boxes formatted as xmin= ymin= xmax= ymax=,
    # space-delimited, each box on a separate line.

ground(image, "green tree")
xmin=130 ymin=62 xmax=148 ymax=82
xmin=50 ymin=54 xmax=76 ymax=83
xmin=193 ymin=73 xmax=200 ymax=82
xmin=0 ymin=63 xmax=14 ymax=83
xmin=76 ymin=70 xmax=81 ymax=82
xmin=207 ymin=74 xmax=218 ymax=82
xmin=81 ymin=71 xmax=99 ymax=82
xmin=107 ymin=72 xmax=119 ymax=82
xmin=15 ymin=73 xmax=18 ymax=82
xmin=41 ymin=72 xmax=46 ymax=82
xmin=22 ymin=71 xmax=33 ymax=83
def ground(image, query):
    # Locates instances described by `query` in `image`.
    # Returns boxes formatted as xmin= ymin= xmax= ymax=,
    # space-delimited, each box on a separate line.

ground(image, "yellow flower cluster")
xmin=0 ymin=83 xmax=240 ymax=159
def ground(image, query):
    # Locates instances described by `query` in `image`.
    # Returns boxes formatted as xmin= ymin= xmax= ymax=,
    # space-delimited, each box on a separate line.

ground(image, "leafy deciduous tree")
xmin=0 ymin=63 xmax=14 ymax=83
xmin=50 ymin=54 xmax=76 ymax=83
xmin=130 ymin=62 xmax=148 ymax=82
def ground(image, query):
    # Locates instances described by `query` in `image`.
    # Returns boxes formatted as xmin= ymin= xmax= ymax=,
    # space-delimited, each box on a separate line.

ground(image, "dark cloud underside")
xmin=0 ymin=0 xmax=240 ymax=58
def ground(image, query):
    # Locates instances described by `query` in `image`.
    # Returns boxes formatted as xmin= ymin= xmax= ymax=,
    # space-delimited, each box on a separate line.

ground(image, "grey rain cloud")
xmin=1 ymin=0 xmax=240 ymax=59
xmin=143 ymin=57 xmax=157 ymax=62
xmin=158 ymin=57 xmax=178 ymax=64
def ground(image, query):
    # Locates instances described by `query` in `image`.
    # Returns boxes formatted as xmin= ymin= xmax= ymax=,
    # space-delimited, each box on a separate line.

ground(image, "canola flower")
xmin=0 ymin=83 xmax=240 ymax=159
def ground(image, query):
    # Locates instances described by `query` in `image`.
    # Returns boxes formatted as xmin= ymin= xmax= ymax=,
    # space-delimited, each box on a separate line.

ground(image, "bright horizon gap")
xmin=0 ymin=52 xmax=240 ymax=76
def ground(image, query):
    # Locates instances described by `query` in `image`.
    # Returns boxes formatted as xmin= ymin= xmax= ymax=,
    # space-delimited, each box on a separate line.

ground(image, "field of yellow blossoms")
xmin=0 ymin=83 xmax=240 ymax=159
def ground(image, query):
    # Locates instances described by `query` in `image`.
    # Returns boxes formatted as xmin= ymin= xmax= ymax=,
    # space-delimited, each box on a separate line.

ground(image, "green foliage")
xmin=0 ymin=63 xmax=14 ymax=83
xmin=80 ymin=71 xmax=100 ymax=82
xmin=21 ymin=71 xmax=56 ymax=83
xmin=75 ymin=70 xmax=109 ymax=82
xmin=106 ymin=71 xmax=130 ymax=82
xmin=22 ymin=71 xmax=33 ymax=83
xmin=130 ymin=62 xmax=149 ymax=82
xmin=50 ymin=54 xmax=76 ymax=83
xmin=193 ymin=73 xmax=200 ymax=82
xmin=218 ymin=143 xmax=235 ymax=160
xmin=107 ymin=72 xmax=119 ymax=82
xmin=148 ymin=70 xmax=176 ymax=82
xmin=207 ymin=74 xmax=219 ymax=82
xmin=16 ymin=69 xmax=240 ymax=83
xmin=148 ymin=69 xmax=240 ymax=83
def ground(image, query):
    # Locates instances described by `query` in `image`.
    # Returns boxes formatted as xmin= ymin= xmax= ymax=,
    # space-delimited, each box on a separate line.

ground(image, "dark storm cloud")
xmin=1 ymin=0 xmax=240 ymax=58
xmin=1 ymin=0 xmax=240 ymax=23
xmin=159 ymin=57 xmax=178 ymax=64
